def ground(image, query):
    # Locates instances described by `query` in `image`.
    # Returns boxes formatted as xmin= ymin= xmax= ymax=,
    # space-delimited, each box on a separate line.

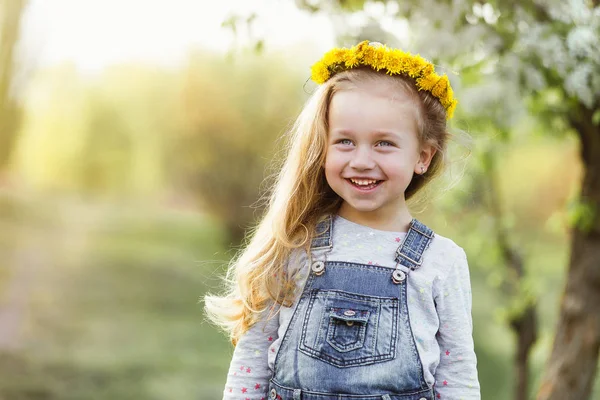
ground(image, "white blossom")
xmin=565 ymin=63 xmax=595 ymax=108
xmin=567 ymin=26 xmax=599 ymax=60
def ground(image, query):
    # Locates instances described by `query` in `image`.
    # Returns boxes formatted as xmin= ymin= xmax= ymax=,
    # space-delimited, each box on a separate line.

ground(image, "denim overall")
xmin=268 ymin=215 xmax=435 ymax=400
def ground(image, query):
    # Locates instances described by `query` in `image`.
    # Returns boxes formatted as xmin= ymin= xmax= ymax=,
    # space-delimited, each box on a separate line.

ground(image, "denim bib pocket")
xmin=326 ymin=307 xmax=370 ymax=352
xmin=299 ymin=289 xmax=399 ymax=367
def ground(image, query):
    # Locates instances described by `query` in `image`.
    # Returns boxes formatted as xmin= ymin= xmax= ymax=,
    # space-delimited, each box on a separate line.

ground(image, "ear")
xmin=414 ymin=140 xmax=437 ymax=174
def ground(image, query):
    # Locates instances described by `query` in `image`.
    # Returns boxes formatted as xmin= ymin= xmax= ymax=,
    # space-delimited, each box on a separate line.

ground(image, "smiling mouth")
xmin=345 ymin=178 xmax=383 ymax=190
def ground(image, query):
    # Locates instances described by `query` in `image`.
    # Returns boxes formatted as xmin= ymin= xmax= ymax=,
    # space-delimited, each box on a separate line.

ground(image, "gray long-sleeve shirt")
xmin=222 ymin=214 xmax=481 ymax=399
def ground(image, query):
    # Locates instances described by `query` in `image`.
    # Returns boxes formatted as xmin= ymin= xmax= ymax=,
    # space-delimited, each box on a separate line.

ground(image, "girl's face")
xmin=324 ymin=81 xmax=434 ymax=228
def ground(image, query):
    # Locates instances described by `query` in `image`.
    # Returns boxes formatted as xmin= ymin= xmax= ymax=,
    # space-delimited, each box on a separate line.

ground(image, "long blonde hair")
xmin=203 ymin=67 xmax=449 ymax=345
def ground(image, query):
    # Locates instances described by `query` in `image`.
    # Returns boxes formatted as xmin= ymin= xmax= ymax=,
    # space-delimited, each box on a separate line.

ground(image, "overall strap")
xmin=394 ymin=219 xmax=435 ymax=272
xmin=310 ymin=214 xmax=334 ymax=251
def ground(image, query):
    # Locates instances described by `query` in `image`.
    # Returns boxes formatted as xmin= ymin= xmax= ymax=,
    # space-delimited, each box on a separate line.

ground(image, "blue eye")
xmin=338 ymin=139 xmax=353 ymax=145
xmin=377 ymin=141 xmax=394 ymax=147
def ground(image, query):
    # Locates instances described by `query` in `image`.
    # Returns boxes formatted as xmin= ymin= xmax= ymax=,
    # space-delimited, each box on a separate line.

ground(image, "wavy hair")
xmin=204 ymin=67 xmax=450 ymax=345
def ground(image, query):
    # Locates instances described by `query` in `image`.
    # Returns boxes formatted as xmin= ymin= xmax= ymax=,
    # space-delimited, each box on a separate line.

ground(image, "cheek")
xmin=324 ymin=151 xmax=342 ymax=171
xmin=383 ymin=158 xmax=415 ymax=178
xmin=323 ymin=156 xmax=335 ymax=181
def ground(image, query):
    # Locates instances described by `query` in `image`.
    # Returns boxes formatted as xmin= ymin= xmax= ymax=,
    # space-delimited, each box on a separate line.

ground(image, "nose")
xmin=349 ymin=145 xmax=375 ymax=170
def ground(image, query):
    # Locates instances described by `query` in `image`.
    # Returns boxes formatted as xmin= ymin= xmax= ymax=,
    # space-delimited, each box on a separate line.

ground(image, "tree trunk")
xmin=513 ymin=305 xmax=537 ymax=400
xmin=0 ymin=0 xmax=27 ymax=172
xmin=537 ymin=105 xmax=600 ymax=399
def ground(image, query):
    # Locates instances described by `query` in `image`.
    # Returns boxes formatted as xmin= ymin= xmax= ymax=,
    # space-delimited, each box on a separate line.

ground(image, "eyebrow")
xmin=330 ymin=129 xmax=403 ymax=140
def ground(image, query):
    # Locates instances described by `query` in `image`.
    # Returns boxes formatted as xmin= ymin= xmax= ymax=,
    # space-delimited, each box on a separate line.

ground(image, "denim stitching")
xmin=326 ymin=313 xmax=367 ymax=352
xmin=298 ymin=295 xmax=398 ymax=368
xmin=402 ymin=281 xmax=429 ymax=389
xmin=310 ymin=215 xmax=333 ymax=250
xmin=271 ymin=377 xmax=434 ymax=399
xmin=299 ymin=290 xmax=318 ymax=353
xmin=370 ymin=302 xmax=380 ymax=353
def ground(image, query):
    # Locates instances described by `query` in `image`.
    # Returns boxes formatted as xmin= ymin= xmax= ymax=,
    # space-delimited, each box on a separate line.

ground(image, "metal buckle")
xmin=409 ymin=220 xmax=434 ymax=238
xmin=396 ymin=251 xmax=423 ymax=267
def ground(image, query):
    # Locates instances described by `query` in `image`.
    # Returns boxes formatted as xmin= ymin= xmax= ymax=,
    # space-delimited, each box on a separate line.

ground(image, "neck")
xmin=337 ymin=205 xmax=413 ymax=233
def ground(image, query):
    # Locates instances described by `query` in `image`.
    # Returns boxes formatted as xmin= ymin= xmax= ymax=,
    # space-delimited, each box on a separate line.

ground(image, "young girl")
xmin=205 ymin=41 xmax=480 ymax=400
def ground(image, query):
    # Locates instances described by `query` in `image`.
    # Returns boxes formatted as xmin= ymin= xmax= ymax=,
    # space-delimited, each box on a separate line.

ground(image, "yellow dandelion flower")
xmin=446 ymin=99 xmax=458 ymax=119
xmin=431 ymin=75 xmax=450 ymax=98
xmin=384 ymin=50 xmax=405 ymax=74
xmin=440 ymin=85 xmax=455 ymax=108
xmin=371 ymin=48 xmax=387 ymax=70
xmin=419 ymin=62 xmax=434 ymax=77
xmin=396 ymin=52 xmax=414 ymax=74
xmin=355 ymin=40 xmax=370 ymax=59
xmin=362 ymin=45 xmax=376 ymax=66
xmin=344 ymin=51 xmax=361 ymax=68
xmin=407 ymin=55 xmax=429 ymax=78
xmin=416 ymin=73 xmax=441 ymax=91
xmin=311 ymin=61 xmax=330 ymax=84
xmin=322 ymin=49 xmax=340 ymax=66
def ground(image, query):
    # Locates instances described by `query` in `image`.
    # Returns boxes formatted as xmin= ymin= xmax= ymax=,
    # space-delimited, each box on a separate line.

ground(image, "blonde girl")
xmin=205 ymin=41 xmax=480 ymax=400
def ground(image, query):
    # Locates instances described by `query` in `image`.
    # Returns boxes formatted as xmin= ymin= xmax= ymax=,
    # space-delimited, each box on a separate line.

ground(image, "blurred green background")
xmin=1 ymin=1 xmax=599 ymax=399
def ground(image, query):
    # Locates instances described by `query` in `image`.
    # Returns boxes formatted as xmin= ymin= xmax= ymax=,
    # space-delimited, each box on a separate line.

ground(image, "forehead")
xmin=328 ymin=81 xmax=420 ymax=138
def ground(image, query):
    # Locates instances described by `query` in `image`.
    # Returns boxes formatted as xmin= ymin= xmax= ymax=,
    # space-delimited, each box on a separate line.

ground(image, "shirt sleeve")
xmin=222 ymin=307 xmax=279 ymax=400
xmin=433 ymin=248 xmax=481 ymax=399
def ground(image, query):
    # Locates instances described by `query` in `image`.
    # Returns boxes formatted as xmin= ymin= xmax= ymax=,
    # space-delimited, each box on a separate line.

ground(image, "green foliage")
xmin=171 ymin=51 xmax=307 ymax=242
xmin=592 ymin=110 xmax=600 ymax=126
xmin=14 ymin=64 xmax=179 ymax=197
xmin=567 ymin=197 xmax=597 ymax=233
xmin=495 ymin=277 xmax=539 ymax=325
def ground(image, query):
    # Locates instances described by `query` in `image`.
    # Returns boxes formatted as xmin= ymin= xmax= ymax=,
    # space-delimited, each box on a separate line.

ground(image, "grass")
xmin=0 ymin=193 xmax=233 ymax=399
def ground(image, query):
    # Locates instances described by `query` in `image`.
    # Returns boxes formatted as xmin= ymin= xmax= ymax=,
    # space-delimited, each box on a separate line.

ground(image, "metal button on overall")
xmin=311 ymin=261 xmax=325 ymax=275
xmin=270 ymin=388 xmax=277 ymax=399
xmin=344 ymin=310 xmax=356 ymax=326
xmin=392 ymin=269 xmax=406 ymax=283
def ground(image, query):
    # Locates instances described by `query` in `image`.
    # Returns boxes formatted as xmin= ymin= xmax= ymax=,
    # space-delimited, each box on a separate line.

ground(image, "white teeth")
xmin=350 ymin=178 xmax=378 ymax=186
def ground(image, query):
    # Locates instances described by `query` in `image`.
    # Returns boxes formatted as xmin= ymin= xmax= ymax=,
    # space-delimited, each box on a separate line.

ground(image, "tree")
xmin=0 ymin=0 xmax=28 ymax=174
xmin=173 ymin=51 xmax=307 ymax=243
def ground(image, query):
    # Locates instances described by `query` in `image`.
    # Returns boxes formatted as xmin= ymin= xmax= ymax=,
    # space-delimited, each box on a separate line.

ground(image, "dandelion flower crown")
xmin=311 ymin=40 xmax=458 ymax=119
